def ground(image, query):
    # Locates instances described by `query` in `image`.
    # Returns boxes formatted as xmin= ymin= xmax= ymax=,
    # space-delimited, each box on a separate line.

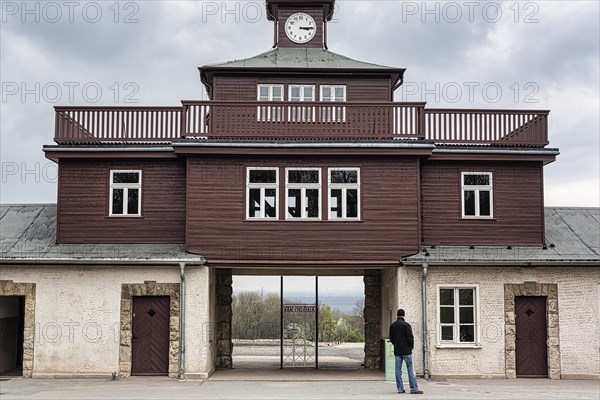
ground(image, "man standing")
xmin=389 ymin=309 xmax=423 ymax=394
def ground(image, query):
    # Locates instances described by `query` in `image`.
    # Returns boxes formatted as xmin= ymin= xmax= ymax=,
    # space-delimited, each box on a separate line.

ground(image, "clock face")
xmin=285 ymin=13 xmax=317 ymax=44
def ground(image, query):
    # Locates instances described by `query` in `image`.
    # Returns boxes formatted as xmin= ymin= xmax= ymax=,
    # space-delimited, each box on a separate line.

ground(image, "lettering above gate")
xmin=283 ymin=304 xmax=316 ymax=313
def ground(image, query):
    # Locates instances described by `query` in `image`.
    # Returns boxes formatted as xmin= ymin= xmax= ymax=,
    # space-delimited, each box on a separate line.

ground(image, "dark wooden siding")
xmin=58 ymin=159 xmax=186 ymax=244
xmin=186 ymin=156 xmax=420 ymax=264
xmin=421 ymin=161 xmax=545 ymax=246
xmin=213 ymin=76 xmax=392 ymax=102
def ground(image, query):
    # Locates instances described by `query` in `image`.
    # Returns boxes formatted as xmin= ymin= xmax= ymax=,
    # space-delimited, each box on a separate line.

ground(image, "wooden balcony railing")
xmin=54 ymin=106 xmax=183 ymax=142
xmin=424 ymin=109 xmax=549 ymax=146
xmin=54 ymin=102 xmax=549 ymax=146
xmin=181 ymin=101 xmax=425 ymax=138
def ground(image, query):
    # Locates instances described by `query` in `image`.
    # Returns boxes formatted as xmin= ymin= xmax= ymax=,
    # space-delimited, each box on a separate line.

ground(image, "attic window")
xmin=320 ymin=85 xmax=346 ymax=122
xmin=257 ymin=84 xmax=284 ymax=122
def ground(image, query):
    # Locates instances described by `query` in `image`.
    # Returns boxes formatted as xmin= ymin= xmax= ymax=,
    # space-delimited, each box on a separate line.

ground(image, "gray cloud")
xmin=1 ymin=0 xmax=598 ymax=206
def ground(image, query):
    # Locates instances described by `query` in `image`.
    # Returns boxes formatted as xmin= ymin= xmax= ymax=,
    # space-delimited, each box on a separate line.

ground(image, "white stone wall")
xmin=396 ymin=266 xmax=600 ymax=379
xmin=181 ymin=265 xmax=216 ymax=378
xmin=393 ymin=267 xmax=425 ymax=373
xmin=0 ymin=265 xmax=212 ymax=378
xmin=381 ymin=268 xmax=398 ymax=331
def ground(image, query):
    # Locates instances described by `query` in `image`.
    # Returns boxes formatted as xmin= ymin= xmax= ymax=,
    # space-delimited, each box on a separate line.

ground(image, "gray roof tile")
xmin=203 ymin=47 xmax=401 ymax=70
xmin=402 ymin=207 xmax=599 ymax=266
xmin=0 ymin=204 xmax=204 ymax=265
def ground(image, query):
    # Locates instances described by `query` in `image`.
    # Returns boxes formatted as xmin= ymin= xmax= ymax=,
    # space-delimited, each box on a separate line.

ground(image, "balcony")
xmin=54 ymin=101 xmax=549 ymax=146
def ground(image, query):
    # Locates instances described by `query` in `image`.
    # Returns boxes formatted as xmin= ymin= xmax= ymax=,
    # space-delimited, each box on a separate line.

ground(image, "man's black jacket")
xmin=389 ymin=316 xmax=414 ymax=356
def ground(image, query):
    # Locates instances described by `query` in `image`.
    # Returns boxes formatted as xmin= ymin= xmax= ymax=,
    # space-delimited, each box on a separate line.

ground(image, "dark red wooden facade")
xmin=421 ymin=161 xmax=545 ymax=246
xmin=185 ymin=156 xmax=421 ymax=264
xmin=212 ymin=76 xmax=393 ymax=102
xmin=57 ymin=159 xmax=186 ymax=244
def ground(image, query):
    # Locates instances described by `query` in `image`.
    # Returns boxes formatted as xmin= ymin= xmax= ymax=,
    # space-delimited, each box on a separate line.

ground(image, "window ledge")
xmin=244 ymin=219 xmax=364 ymax=223
xmin=460 ymin=218 xmax=496 ymax=222
xmin=435 ymin=343 xmax=482 ymax=349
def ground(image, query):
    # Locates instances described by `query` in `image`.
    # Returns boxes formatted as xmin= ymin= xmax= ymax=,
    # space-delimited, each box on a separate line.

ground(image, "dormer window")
xmin=320 ymin=85 xmax=346 ymax=122
xmin=320 ymin=85 xmax=346 ymax=102
xmin=289 ymin=85 xmax=315 ymax=122
xmin=109 ymin=170 xmax=141 ymax=217
xmin=258 ymin=84 xmax=284 ymax=121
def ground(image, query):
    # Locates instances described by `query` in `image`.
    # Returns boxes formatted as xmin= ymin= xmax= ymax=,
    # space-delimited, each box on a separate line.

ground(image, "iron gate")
xmin=280 ymin=277 xmax=319 ymax=368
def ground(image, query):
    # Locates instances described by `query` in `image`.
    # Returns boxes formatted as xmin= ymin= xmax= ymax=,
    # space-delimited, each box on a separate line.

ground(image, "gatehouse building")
xmin=1 ymin=0 xmax=599 ymax=380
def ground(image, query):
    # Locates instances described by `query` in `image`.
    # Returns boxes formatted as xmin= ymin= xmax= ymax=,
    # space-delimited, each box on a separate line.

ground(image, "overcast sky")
xmin=233 ymin=275 xmax=364 ymax=296
xmin=1 ymin=0 xmax=599 ymax=207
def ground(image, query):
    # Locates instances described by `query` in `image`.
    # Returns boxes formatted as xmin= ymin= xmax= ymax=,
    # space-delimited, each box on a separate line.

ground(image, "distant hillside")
xmin=285 ymin=294 xmax=363 ymax=315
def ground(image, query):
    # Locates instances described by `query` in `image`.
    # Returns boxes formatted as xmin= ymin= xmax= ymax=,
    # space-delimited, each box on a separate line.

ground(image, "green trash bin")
xmin=383 ymin=339 xmax=408 ymax=383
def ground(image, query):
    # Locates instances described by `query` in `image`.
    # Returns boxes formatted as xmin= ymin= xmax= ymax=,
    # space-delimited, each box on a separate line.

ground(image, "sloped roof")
xmin=0 ymin=204 xmax=204 ymax=265
xmin=2 ymin=205 xmax=597 ymax=266
xmin=199 ymin=47 xmax=405 ymax=98
xmin=401 ymin=207 xmax=600 ymax=266
xmin=202 ymin=47 xmax=402 ymax=70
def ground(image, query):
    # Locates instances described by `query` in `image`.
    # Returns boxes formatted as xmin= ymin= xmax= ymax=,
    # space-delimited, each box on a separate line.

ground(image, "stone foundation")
xmin=0 ymin=280 xmax=36 ymax=378
xmin=504 ymin=282 xmax=560 ymax=379
xmin=215 ymin=269 xmax=233 ymax=369
xmin=364 ymin=270 xmax=381 ymax=369
xmin=119 ymin=281 xmax=180 ymax=377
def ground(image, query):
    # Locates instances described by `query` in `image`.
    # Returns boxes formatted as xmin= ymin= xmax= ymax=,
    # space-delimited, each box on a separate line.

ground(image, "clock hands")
xmin=299 ymin=26 xmax=315 ymax=31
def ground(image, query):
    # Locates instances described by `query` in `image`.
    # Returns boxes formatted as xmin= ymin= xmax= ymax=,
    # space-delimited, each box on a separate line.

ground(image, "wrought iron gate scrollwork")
xmin=282 ymin=304 xmax=316 ymax=367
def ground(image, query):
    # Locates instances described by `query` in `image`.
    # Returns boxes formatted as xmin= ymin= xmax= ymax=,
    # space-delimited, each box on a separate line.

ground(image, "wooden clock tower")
xmin=266 ymin=0 xmax=336 ymax=48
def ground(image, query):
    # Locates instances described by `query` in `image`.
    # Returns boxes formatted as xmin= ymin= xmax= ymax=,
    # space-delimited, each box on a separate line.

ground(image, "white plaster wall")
xmin=183 ymin=265 xmax=213 ymax=378
xmin=0 ymin=265 xmax=212 ymax=378
xmin=381 ymin=268 xmax=398 ymax=334
xmin=394 ymin=267 xmax=424 ymax=373
xmin=404 ymin=266 xmax=600 ymax=378
xmin=557 ymin=275 xmax=600 ymax=378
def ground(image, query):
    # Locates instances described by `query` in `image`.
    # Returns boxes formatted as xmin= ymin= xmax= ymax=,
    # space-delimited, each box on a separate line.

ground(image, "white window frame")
xmin=109 ymin=170 xmax=142 ymax=217
xmin=327 ymin=168 xmax=360 ymax=220
xmin=257 ymin=84 xmax=284 ymax=122
xmin=436 ymin=284 xmax=481 ymax=348
xmin=461 ymin=172 xmax=493 ymax=219
xmin=288 ymin=85 xmax=316 ymax=122
xmin=285 ymin=167 xmax=321 ymax=221
xmin=320 ymin=85 xmax=347 ymax=123
xmin=246 ymin=167 xmax=279 ymax=220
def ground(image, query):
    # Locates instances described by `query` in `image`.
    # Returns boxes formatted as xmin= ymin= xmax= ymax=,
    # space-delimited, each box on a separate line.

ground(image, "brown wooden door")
xmin=515 ymin=296 xmax=548 ymax=378
xmin=131 ymin=296 xmax=170 ymax=376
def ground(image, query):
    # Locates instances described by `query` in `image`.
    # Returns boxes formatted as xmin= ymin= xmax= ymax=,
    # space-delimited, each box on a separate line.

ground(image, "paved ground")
xmin=233 ymin=342 xmax=364 ymax=369
xmin=1 ymin=374 xmax=599 ymax=400
xmin=234 ymin=342 xmax=364 ymax=361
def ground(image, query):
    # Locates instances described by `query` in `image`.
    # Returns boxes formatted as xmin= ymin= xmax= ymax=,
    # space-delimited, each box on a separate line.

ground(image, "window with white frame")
xmin=246 ymin=168 xmax=278 ymax=220
xmin=461 ymin=172 xmax=493 ymax=218
xmin=286 ymin=168 xmax=321 ymax=220
xmin=288 ymin=85 xmax=315 ymax=122
xmin=438 ymin=286 xmax=478 ymax=345
xmin=257 ymin=84 xmax=284 ymax=122
xmin=328 ymin=168 xmax=360 ymax=220
xmin=320 ymin=85 xmax=346 ymax=122
xmin=109 ymin=170 xmax=141 ymax=217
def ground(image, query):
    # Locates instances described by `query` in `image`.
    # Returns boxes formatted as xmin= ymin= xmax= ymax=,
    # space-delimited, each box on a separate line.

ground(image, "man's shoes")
xmin=410 ymin=390 xmax=424 ymax=394
xmin=398 ymin=390 xmax=406 ymax=394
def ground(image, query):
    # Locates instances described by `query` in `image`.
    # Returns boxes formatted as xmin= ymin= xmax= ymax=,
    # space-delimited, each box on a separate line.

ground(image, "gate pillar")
xmin=216 ymin=269 xmax=233 ymax=369
xmin=364 ymin=270 xmax=382 ymax=369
